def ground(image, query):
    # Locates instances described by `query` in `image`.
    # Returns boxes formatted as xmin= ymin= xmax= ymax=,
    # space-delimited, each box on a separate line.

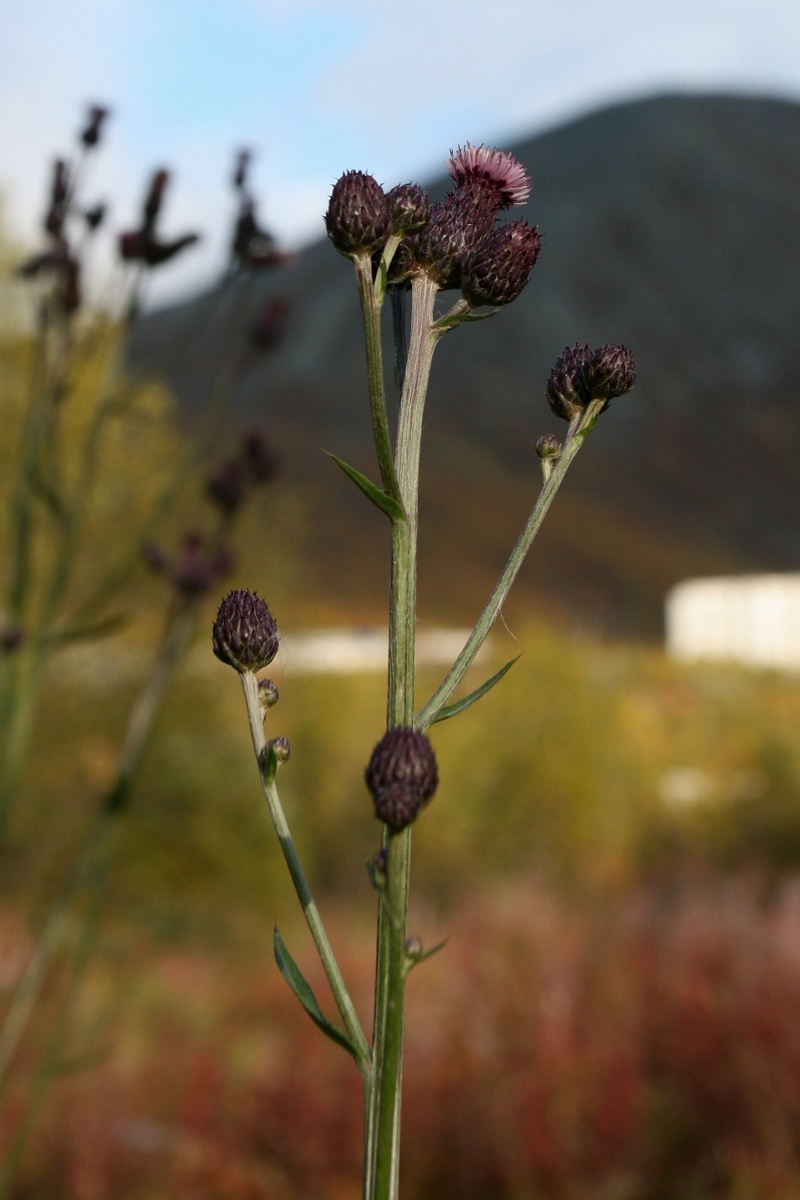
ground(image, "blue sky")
xmin=3 ymin=0 xmax=800 ymax=303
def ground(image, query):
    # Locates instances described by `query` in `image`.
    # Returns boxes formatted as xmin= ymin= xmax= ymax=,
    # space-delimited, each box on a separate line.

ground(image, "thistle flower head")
xmin=212 ymin=589 xmax=279 ymax=673
xmin=365 ymin=727 xmax=438 ymax=832
xmin=545 ymin=342 xmax=592 ymax=421
xmin=461 ymin=220 xmax=541 ymax=308
xmin=80 ymin=104 xmax=110 ymax=150
xmin=582 ymin=344 xmax=637 ymax=402
xmin=447 ymin=144 xmax=530 ymax=208
xmin=325 ymin=170 xmax=391 ymax=258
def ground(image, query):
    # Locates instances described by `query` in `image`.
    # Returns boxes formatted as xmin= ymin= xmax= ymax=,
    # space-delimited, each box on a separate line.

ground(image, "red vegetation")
xmin=5 ymin=873 xmax=800 ymax=1198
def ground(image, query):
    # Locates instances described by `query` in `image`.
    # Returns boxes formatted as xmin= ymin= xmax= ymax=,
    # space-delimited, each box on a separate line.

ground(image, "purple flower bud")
xmin=266 ymin=735 xmax=291 ymax=764
xmin=461 ymin=220 xmax=541 ymax=308
xmin=258 ymin=678 xmax=279 ymax=718
xmin=142 ymin=169 xmax=170 ymax=230
xmin=325 ymin=170 xmax=391 ymax=258
xmin=118 ymin=230 xmax=200 ymax=268
xmin=582 ymin=344 xmax=637 ymax=403
xmin=83 ymin=203 xmax=107 ymax=232
xmin=386 ymin=183 xmax=430 ymax=235
xmin=44 ymin=159 xmax=69 ymax=238
xmin=173 ymin=533 xmax=233 ymax=596
xmin=80 ymin=104 xmax=110 ymax=150
xmin=545 ymin=343 xmax=592 ymax=421
xmin=212 ymin=589 xmax=280 ymax=673
xmin=233 ymin=149 xmax=252 ymax=192
xmin=365 ymin=727 xmax=438 ymax=832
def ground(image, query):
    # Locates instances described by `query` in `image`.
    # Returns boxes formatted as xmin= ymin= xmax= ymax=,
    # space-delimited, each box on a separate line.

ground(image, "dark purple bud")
xmin=365 ymin=727 xmax=438 ymax=832
xmin=212 ymin=589 xmax=280 ymax=673
xmin=582 ymin=344 xmax=637 ymax=403
xmin=232 ymin=200 xmax=280 ymax=270
xmin=386 ymin=183 xmax=430 ymax=236
xmin=545 ymin=343 xmax=592 ymax=421
xmin=461 ymin=220 xmax=541 ymax=308
xmin=83 ymin=203 xmax=107 ymax=232
xmin=80 ymin=104 xmax=110 ymax=149
xmin=325 ymin=170 xmax=392 ymax=258
xmin=44 ymin=159 xmax=69 ymax=238
xmin=142 ymin=169 xmax=170 ymax=230
xmin=119 ymin=230 xmax=200 ymax=268
xmin=233 ymin=149 xmax=252 ymax=192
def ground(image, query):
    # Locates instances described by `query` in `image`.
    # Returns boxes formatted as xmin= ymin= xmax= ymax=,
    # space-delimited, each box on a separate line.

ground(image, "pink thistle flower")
xmin=446 ymin=143 xmax=530 ymax=208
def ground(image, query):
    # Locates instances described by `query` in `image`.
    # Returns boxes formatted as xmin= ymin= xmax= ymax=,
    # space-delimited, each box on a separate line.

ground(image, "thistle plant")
xmin=214 ymin=142 xmax=636 ymax=1199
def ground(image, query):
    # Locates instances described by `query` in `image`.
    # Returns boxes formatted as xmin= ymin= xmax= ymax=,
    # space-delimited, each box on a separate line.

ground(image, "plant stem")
xmin=415 ymin=405 xmax=602 ymax=729
xmin=238 ymin=671 xmax=371 ymax=1077
xmin=369 ymin=273 xmax=441 ymax=1200
xmin=353 ymin=255 xmax=401 ymax=503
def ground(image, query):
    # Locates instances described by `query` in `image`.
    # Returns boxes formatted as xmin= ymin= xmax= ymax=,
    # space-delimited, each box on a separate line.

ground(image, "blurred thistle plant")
xmin=0 ymin=105 xmax=289 ymax=1191
xmin=214 ymin=140 xmax=636 ymax=1200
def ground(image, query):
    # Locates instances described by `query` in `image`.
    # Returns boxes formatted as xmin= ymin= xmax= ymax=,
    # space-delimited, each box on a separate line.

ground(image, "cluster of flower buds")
xmin=325 ymin=143 xmax=541 ymax=309
xmin=365 ymin=727 xmax=439 ymax=833
xmin=16 ymin=104 xmax=113 ymax=317
xmin=118 ymin=167 xmax=200 ymax=269
xmin=212 ymin=588 xmax=280 ymax=673
xmin=545 ymin=343 xmax=637 ymax=421
xmin=206 ymin=427 xmax=282 ymax=516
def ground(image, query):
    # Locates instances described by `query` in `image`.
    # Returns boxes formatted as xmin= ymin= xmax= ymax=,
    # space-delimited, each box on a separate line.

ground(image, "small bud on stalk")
xmin=212 ymin=589 xmax=279 ymax=673
xmin=258 ymin=678 xmax=280 ymax=719
xmin=365 ymin=727 xmax=438 ymax=833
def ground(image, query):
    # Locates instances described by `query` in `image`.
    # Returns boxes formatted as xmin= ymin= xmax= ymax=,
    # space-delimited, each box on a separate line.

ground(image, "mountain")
xmin=127 ymin=91 xmax=800 ymax=638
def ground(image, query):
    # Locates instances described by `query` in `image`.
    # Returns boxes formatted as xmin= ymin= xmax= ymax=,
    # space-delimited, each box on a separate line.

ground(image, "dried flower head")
xmin=461 ymin=220 xmax=541 ymax=308
xmin=365 ymin=727 xmax=438 ymax=832
xmin=447 ymin=143 xmax=531 ymax=208
xmin=213 ymin=589 xmax=280 ymax=673
xmin=325 ymin=170 xmax=392 ymax=258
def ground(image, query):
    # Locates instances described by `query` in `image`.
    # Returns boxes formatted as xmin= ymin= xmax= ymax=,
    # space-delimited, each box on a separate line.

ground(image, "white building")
xmin=665 ymin=574 xmax=800 ymax=669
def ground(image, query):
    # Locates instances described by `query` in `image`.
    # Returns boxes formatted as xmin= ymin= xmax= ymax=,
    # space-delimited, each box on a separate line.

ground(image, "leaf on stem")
xmin=420 ymin=655 xmax=520 ymax=727
xmin=431 ymin=307 xmax=497 ymax=333
xmin=326 ymin=452 xmax=406 ymax=522
xmin=273 ymin=926 xmax=359 ymax=1059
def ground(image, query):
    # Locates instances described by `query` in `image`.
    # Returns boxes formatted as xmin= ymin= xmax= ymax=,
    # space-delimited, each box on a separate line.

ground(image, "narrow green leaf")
xmin=432 ymin=307 xmax=498 ymax=332
xmin=424 ymin=656 xmax=520 ymax=726
xmin=326 ymin=453 xmax=406 ymax=522
xmin=273 ymin=926 xmax=357 ymax=1059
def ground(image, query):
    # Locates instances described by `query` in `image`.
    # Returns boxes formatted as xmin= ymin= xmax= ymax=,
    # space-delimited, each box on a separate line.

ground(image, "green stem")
xmin=353 ymin=254 xmax=401 ymax=503
xmin=415 ymin=404 xmax=603 ymax=730
xmin=369 ymin=272 xmax=442 ymax=1200
xmin=238 ymin=671 xmax=371 ymax=1077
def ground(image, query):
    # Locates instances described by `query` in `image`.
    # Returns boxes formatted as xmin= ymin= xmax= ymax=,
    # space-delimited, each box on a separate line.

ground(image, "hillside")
xmin=128 ymin=91 xmax=800 ymax=637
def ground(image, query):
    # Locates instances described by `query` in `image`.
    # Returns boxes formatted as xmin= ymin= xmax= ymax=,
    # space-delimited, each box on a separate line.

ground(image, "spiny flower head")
xmin=365 ymin=727 xmax=438 ymax=832
xmin=386 ymin=183 xmax=430 ymax=235
xmin=212 ymin=589 xmax=279 ymax=673
xmin=447 ymin=144 xmax=530 ymax=208
xmin=325 ymin=170 xmax=391 ymax=258
xmin=461 ymin=220 xmax=541 ymax=307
